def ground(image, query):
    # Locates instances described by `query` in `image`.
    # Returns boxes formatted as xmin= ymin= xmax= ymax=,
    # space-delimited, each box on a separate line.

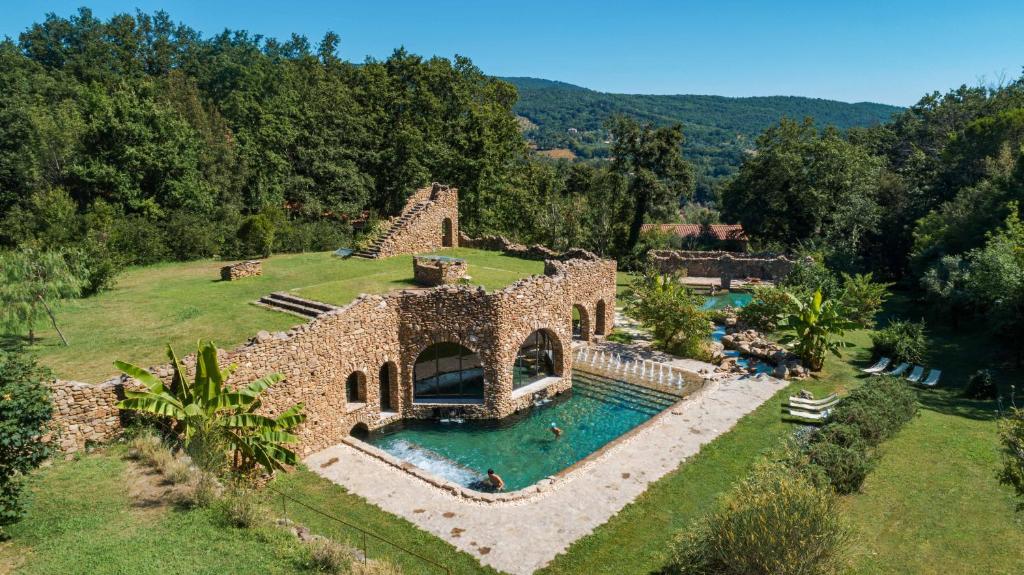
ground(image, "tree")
xmin=607 ymin=115 xmax=693 ymax=252
xmin=839 ymin=272 xmax=891 ymax=328
xmin=0 ymin=349 xmax=53 ymax=536
xmin=116 ymin=340 xmax=306 ymax=474
xmin=624 ymin=270 xmax=711 ymax=359
xmin=780 ymin=290 xmax=856 ymax=371
xmin=920 ymin=255 xmax=973 ymax=329
xmin=965 ymin=204 xmax=1024 ymax=366
xmin=999 ymin=406 xmax=1024 ymax=510
xmin=0 ymin=248 xmax=84 ymax=345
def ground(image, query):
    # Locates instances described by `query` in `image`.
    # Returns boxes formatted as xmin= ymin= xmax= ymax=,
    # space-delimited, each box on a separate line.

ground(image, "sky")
xmin=2 ymin=1 xmax=1023 ymax=106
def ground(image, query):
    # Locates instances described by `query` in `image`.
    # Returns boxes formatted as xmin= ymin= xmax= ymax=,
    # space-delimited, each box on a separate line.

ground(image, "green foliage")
xmin=737 ymin=285 xmax=794 ymax=332
xmin=115 ymin=340 xmax=306 ymax=475
xmin=0 ymin=349 xmax=53 ymax=535
xmin=624 ymin=271 xmax=711 ymax=359
xmin=870 ymin=319 xmax=927 ymax=365
xmin=781 ymin=257 xmax=840 ymax=298
xmin=963 ymin=369 xmax=997 ymax=400
xmin=232 ymin=214 xmax=276 ymax=259
xmin=779 ymin=290 xmax=856 ymax=371
xmin=998 ymin=407 xmax=1024 ymax=510
xmin=805 ymin=438 xmax=874 ymax=495
xmin=828 ymin=376 xmax=918 ymax=447
xmin=666 ymin=460 xmax=847 ymax=575
xmin=920 ymin=254 xmax=973 ymax=328
xmin=964 ymin=204 xmax=1024 ymax=365
xmin=0 ymin=247 xmax=85 ymax=345
xmin=839 ymin=272 xmax=891 ymax=328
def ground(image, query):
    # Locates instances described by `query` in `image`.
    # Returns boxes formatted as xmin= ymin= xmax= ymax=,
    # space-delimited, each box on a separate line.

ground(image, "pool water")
xmin=364 ymin=373 xmax=678 ymax=491
xmin=702 ymin=291 xmax=753 ymax=310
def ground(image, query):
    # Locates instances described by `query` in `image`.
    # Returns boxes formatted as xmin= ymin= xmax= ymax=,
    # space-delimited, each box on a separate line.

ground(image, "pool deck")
xmin=304 ymin=371 xmax=787 ymax=575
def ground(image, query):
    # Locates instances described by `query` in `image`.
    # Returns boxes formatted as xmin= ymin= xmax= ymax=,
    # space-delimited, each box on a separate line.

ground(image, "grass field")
xmin=17 ymin=249 xmax=543 ymax=383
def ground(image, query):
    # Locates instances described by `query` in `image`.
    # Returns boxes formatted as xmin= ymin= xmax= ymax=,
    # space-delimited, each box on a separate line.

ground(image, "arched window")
xmin=413 ymin=342 xmax=484 ymax=402
xmin=379 ymin=362 xmax=397 ymax=412
xmin=346 ymin=371 xmax=366 ymax=403
xmin=595 ymin=300 xmax=607 ymax=335
xmin=572 ymin=304 xmax=590 ymax=341
xmin=442 ymin=218 xmax=453 ymax=247
xmin=513 ymin=330 xmax=558 ymax=389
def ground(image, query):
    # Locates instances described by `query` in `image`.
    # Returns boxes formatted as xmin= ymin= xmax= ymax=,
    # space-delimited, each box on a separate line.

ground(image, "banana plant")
xmin=779 ymin=290 xmax=856 ymax=371
xmin=115 ymin=340 xmax=305 ymax=474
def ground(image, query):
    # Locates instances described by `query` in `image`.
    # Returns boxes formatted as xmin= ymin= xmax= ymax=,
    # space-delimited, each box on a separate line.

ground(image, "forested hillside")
xmin=506 ymin=77 xmax=901 ymax=198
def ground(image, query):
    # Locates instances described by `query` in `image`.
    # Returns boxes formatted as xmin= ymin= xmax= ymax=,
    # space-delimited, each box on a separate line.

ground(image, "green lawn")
xmin=20 ymin=249 xmax=543 ymax=383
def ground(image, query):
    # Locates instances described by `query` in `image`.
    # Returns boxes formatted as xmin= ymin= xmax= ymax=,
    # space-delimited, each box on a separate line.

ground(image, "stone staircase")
xmin=354 ymin=201 xmax=431 ymax=259
xmin=256 ymin=292 xmax=339 ymax=319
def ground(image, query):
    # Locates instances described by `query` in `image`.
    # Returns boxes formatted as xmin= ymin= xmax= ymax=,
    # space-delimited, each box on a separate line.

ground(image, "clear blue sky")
xmin=3 ymin=1 xmax=1023 ymax=106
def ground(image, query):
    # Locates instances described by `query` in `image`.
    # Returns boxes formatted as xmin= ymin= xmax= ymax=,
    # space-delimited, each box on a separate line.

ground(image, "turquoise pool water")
xmin=365 ymin=373 xmax=677 ymax=491
xmin=702 ymin=291 xmax=753 ymax=310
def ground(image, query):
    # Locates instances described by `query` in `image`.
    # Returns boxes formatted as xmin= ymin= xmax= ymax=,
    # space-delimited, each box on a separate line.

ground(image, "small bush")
xmin=233 ymin=214 xmax=276 ymax=259
xmin=738 ymin=285 xmax=794 ymax=332
xmin=163 ymin=457 xmax=194 ymax=485
xmin=307 ymin=538 xmax=354 ymax=573
xmin=806 ymin=438 xmax=874 ymax=494
xmin=126 ymin=431 xmax=166 ymax=465
xmin=963 ymin=369 xmax=997 ymax=399
xmin=219 ymin=487 xmax=265 ymax=528
xmin=870 ymin=320 xmax=927 ymax=364
xmin=839 ymin=272 xmax=891 ymax=328
xmin=180 ymin=471 xmax=222 ymax=508
xmin=829 ymin=376 xmax=917 ymax=447
xmin=350 ymin=560 xmax=403 ymax=575
xmin=998 ymin=407 xmax=1024 ymax=510
xmin=666 ymin=461 xmax=847 ymax=575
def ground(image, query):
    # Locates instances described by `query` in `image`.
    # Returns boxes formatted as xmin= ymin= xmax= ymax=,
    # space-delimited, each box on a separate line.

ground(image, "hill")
xmin=504 ymin=77 xmax=902 ymax=199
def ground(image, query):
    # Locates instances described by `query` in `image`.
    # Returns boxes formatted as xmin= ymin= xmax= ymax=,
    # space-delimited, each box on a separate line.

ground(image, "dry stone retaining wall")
xmin=50 ymin=254 xmax=617 ymax=455
xmin=649 ymin=250 xmax=806 ymax=281
xmin=220 ymin=260 xmax=262 ymax=281
xmin=413 ymin=256 xmax=467 ymax=286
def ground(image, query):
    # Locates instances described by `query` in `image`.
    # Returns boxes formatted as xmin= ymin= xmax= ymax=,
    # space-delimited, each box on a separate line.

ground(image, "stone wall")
xmin=649 ymin=250 xmax=805 ymax=281
xmin=374 ymin=183 xmax=459 ymax=258
xmin=49 ymin=253 xmax=617 ymax=455
xmin=220 ymin=260 xmax=262 ymax=281
xmin=413 ymin=256 xmax=468 ymax=286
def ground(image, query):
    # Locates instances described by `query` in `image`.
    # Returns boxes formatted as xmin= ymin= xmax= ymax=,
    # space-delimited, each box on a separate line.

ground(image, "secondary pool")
xmin=364 ymin=373 xmax=679 ymax=492
xmin=702 ymin=291 xmax=753 ymax=310
xmin=707 ymin=293 xmax=773 ymax=375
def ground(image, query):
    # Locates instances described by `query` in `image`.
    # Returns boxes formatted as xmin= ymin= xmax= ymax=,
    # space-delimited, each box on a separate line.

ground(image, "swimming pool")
xmin=702 ymin=291 xmax=753 ymax=310
xmin=364 ymin=373 xmax=678 ymax=492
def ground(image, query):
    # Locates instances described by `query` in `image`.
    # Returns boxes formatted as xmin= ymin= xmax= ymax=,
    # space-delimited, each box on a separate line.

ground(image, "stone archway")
xmin=442 ymin=218 xmax=453 ymax=247
xmin=378 ymin=361 xmax=398 ymax=412
xmin=349 ymin=422 xmax=369 ymax=439
xmin=572 ymin=304 xmax=591 ymax=341
xmin=345 ymin=371 xmax=367 ymax=404
xmin=512 ymin=328 xmax=564 ymax=390
xmin=595 ymin=300 xmax=607 ymax=335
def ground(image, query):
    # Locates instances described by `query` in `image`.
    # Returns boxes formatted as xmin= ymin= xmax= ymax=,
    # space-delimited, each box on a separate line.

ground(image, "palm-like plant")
xmin=116 ymin=340 xmax=305 ymax=474
xmin=779 ymin=290 xmax=856 ymax=371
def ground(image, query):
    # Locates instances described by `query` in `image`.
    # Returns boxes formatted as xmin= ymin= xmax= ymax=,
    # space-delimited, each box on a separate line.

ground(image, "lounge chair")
xmin=784 ymin=407 xmax=832 ymax=421
xmin=881 ymin=362 xmax=910 ymax=377
xmin=862 ymin=357 xmax=891 ymax=374
xmin=920 ymin=369 xmax=942 ymax=387
xmin=905 ymin=365 xmax=925 ymax=383
xmin=788 ymin=392 xmax=838 ymax=406
xmin=788 ymin=395 xmax=840 ymax=412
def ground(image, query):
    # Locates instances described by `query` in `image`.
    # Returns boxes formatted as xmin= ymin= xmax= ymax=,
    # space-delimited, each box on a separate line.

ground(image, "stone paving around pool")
xmin=305 ymin=371 xmax=787 ymax=575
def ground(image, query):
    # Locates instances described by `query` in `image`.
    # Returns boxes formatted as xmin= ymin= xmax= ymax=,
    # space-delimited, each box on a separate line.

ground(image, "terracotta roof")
xmin=639 ymin=223 xmax=748 ymax=241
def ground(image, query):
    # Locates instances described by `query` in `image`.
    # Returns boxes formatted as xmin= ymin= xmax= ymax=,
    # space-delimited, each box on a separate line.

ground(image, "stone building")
xmin=49 ymin=253 xmax=617 ymax=455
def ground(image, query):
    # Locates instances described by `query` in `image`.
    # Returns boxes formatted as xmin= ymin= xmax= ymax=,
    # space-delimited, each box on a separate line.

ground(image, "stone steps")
xmin=354 ymin=201 xmax=430 ymax=259
xmin=257 ymin=292 xmax=339 ymax=319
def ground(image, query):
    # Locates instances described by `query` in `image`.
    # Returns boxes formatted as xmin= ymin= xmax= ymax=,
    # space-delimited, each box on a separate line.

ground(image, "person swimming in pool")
xmin=550 ymin=422 xmax=562 ymax=438
xmin=487 ymin=468 xmax=505 ymax=491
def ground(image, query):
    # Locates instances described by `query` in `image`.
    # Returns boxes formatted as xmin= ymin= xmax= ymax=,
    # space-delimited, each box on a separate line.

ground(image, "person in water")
xmin=550 ymin=422 xmax=563 ymax=438
xmin=487 ymin=468 xmax=505 ymax=491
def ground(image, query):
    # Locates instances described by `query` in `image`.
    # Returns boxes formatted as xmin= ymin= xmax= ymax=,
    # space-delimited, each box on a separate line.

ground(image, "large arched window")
xmin=413 ymin=342 xmax=484 ymax=402
xmin=513 ymin=330 xmax=557 ymax=389
xmin=346 ymin=371 xmax=366 ymax=404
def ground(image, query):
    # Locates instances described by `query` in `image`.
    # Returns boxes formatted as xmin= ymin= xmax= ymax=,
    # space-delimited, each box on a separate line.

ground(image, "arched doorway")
xmin=572 ymin=304 xmax=590 ymax=341
xmin=412 ymin=342 xmax=484 ymax=403
xmin=346 ymin=371 xmax=366 ymax=404
xmin=513 ymin=329 xmax=561 ymax=389
xmin=379 ymin=361 xmax=397 ymax=412
xmin=349 ymin=422 xmax=369 ymax=440
xmin=595 ymin=300 xmax=607 ymax=335
xmin=442 ymin=218 xmax=453 ymax=247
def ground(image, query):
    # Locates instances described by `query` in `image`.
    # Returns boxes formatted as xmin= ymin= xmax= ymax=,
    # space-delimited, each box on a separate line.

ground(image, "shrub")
xmin=870 ymin=319 xmax=927 ymax=364
xmin=112 ymin=215 xmax=169 ymax=265
xmin=666 ymin=461 xmax=847 ymax=575
xmin=839 ymin=272 xmax=891 ymax=328
xmin=805 ymin=437 xmax=874 ymax=494
xmin=233 ymin=214 xmax=276 ymax=259
xmin=624 ymin=271 xmax=711 ymax=359
xmin=782 ymin=258 xmax=840 ymax=299
xmin=829 ymin=376 xmax=917 ymax=446
xmin=998 ymin=407 xmax=1024 ymax=510
xmin=219 ymin=487 xmax=265 ymax=529
xmin=163 ymin=457 xmax=194 ymax=485
xmin=127 ymin=430 xmax=166 ymax=466
xmin=0 ymin=350 xmax=53 ymax=536
xmin=738 ymin=285 xmax=794 ymax=332
xmin=963 ymin=369 xmax=997 ymax=399
xmin=307 ymin=538 xmax=353 ymax=573
xmin=180 ymin=471 xmax=221 ymax=508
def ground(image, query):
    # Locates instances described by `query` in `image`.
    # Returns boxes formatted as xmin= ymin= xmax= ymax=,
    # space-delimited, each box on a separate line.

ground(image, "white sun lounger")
xmin=905 ymin=365 xmax=925 ymax=383
xmin=788 ymin=393 xmax=838 ymax=407
xmin=784 ymin=407 xmax=832 ymax=421
xmin=881 ymin=362 xmax=910 ymax=377
xmin=920 ymin=369 xmax=942 ymax=387
xmin=862 ymin=357 xmax=891 ymax=373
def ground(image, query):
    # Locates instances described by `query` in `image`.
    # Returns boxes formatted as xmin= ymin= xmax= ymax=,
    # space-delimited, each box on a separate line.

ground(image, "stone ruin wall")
xmin=374 ymin=183 xmax=459 ymax=258
xmin=649 ymin=250 xmax=803 ymax=281
xmin=49 ymin=255 xmax=617 ymax=455
xmin=413 ymin=257 xmax=467 ymax=286
xmin=220 ymin=260 xmax=262 ymax=281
